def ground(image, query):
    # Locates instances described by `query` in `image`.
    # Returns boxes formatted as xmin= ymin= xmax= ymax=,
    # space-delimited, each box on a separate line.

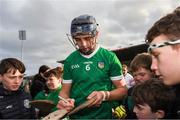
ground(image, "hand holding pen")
xmin=57 ymin=96 xmax=75 ymax=112
xmin=58 ymin=96 xmax=69 ymax=103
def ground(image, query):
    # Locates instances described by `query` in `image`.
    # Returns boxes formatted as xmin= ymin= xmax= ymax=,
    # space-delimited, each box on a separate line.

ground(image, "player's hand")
xmin=87 ymin=91 xmax=104 ymax=107
xmin=57 ymin=98 xmax=75 ymax=112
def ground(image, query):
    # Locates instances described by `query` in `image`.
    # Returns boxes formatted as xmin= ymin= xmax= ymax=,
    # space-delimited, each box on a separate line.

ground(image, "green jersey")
xmin=63 ymin=46 xmax=123 ymax=119
xmin=34 ymin=85 xmax=62 ymax=112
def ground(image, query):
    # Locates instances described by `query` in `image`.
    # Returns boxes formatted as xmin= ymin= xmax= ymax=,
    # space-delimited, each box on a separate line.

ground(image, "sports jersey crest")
xmin=24 ymin=99 xmax=30 ymax=108
xmin=98 ymin=62 xmax=104 ymax=69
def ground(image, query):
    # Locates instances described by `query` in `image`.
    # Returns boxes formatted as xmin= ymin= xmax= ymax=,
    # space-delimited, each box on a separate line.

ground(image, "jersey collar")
xmin=80 ymin=44 xmax=100 ymax=58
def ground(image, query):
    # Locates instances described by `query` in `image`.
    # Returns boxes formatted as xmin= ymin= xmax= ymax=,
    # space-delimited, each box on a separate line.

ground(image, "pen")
xmin=58 ymin=96 xmax=69 ymax=103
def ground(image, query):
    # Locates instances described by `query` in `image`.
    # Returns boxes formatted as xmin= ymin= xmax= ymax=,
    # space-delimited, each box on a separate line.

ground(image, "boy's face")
xmin=133 ymin=67 xmax=153 ymax=84
xmin=46 ymin=75 xmax=61 ymax=90
xmin=0 ymin=69 xmax=24 ymax=91
xmin=150 ymin=34 xmax=180 ymax=85
xmin=122 ymin=66 xmax=128 ymax=76
xmin=133 ymin=104 xmax=159 ymax=119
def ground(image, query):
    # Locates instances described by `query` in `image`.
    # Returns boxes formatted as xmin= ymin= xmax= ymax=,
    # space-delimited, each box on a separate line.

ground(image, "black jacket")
xmin=171 ymin=84 xmax=180 ymax=118
xmin=30 ymin=74 xmax=49 ymax=99
xmin=0 ymin=84 xmax=36 ymax=119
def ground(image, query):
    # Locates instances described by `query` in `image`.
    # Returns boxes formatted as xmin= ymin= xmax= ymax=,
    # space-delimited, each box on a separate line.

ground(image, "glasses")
xmin=148 ymin=39 xmax=180 ymax=53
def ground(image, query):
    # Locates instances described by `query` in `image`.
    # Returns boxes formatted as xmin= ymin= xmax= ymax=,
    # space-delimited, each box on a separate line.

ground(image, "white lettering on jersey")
xmin=85 ymin=64 xmax=90 ymax=71
xmin=83 ymin=61 xmax=93 ymax=71
xmin=71 ymin=64 xmax=80 ymax=69
xmin=83 ymin=61 xmax=93 ymax=64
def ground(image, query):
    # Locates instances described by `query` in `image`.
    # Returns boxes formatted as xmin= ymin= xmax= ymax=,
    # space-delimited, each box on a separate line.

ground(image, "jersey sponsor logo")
xmin=177 ymin=110 xmax=180 ymax=116
xmin=6 ymin=105 xmax=13 ymax=109
xmin=71 ymin=64 xmax=80 ymax=69
xmin=83 ymin=61 xmax=93 ymax=64
xmin=0 ymin=96 xmax=4 ymax=99
xmin=24 ymin=99 xmax=30 ymax=108
xmin=98 ymin=62 xmax=105 ymax=69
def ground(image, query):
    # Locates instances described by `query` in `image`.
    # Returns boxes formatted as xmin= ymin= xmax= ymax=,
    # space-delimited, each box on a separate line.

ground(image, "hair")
xmin=44 ymin=67 xmax=63 ymax=79
xmin=122 ymin=64 xmax=128 ymax=69
xmin=146 ymin=6 xmax=180 ymax=43
xmin=0 ymin=58 xmax=25 ymax=75
xmin=122 ymin=64 xmax=128 ymax=75
xmin=38 ymin=65 xmax=50 ymax=74
xmin=130 ymin=53 xmax=152 ymax=72
xmin=132 ymin=78 xmax=175 ymax=115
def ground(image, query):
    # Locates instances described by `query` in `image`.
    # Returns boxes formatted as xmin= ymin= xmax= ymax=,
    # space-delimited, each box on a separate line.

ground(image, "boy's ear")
xmin=0 ymin=74 xmax=2 ymax=81
xmin=0 ymin=74 xmax=2 ymax=83
xmin=155 ymin=110 xmax=165 ymax=119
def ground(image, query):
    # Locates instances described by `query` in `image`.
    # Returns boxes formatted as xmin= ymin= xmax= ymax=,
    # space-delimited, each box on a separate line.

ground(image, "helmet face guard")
xmin=68 ymin=15 xmax=98 ymax=55
xmin=71 ymin=24 xmax=97 ymax=37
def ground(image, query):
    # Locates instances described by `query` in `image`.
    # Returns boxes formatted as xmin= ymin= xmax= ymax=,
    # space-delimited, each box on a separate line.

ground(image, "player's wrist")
xmin=100 ymin=91 xmax=110 ymax=101
xmin=100 ymin=91 xmax=106 ymax=101
xmin=105 ymin=91 xmax=110 ymax=101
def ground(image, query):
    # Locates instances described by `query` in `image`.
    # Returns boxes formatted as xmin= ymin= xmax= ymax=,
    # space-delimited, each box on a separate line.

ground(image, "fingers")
xmin=87 ymin=91 xmax=96 ymax=99
xmin=57 ymin=98 xmax=75 ymax=112
xmin=87 ymin=91 xmax=104 ymax=107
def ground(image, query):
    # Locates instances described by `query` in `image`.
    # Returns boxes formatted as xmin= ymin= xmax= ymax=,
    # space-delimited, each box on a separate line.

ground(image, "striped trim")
xmin=62 ymin=79 xmax=72 ymax=84
xmin=110 ymin=75 xmax=123 ymax=81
